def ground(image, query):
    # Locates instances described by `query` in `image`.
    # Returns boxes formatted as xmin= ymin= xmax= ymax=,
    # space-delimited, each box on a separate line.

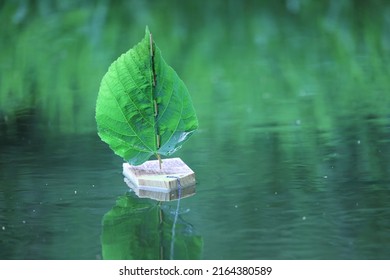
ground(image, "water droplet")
xmin=295 ymin=119 xmax=301 ymax=125
xmin=234 ymin=205 xmax=238 ymax=208
xmin=92 ymin=185 xmax=95 ymax=187
xmin=323 ymin=175 xmax=328 ymax=179
xmin=302 ymin=216 xmax=306 ymax=220
xmin=22 ymin=220 xmax=26 ymax=224
xmin=32 ymin=209 xmax=36 ymax=213
xmin=357 ymin=140 xmax=361 ymax=144
xmin=274 ymin=191 xmax=278 ymax=195
xmin=1 ymin=226 xmax=5 ymax=230
xmin=74 ymin=190 xmax=77 ymax=195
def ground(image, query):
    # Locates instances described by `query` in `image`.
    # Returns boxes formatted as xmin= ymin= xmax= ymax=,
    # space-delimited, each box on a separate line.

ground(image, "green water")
xmin=1 ymin=0 xmax=390 ymax=259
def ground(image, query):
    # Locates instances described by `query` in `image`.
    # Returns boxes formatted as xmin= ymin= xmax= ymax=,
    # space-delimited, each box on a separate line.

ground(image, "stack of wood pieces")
xmin=123 ymin=157 xmax=196 ymax=201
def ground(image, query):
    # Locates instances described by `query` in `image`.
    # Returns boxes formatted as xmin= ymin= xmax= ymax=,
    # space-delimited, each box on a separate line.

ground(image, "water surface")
xmin=1 ymin=115 xmax=390 ymax=259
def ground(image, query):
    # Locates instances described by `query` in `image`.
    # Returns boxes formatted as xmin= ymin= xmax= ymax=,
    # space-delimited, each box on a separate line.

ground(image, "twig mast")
xmin=150 ymin=32 xmax=162 ymax=169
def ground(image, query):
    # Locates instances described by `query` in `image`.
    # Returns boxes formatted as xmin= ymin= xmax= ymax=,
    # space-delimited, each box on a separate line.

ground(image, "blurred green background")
xmin=2 ymin=0 xmax=389 ymax=135
xmin=1 ymin=0 xmax=390 ymax=259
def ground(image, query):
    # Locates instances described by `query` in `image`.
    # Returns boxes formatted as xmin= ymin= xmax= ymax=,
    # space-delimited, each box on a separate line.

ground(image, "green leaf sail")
xmin=96 ymin=27 xmax=198 ymax=165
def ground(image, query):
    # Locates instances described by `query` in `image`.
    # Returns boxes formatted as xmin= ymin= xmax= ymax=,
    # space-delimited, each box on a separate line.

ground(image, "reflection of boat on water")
xmin=101 ymin=192 xmax=203 ymax=260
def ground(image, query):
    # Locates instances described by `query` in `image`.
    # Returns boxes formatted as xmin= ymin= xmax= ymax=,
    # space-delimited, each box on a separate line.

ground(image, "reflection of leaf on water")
xmin=101 ymin=192 xmax=203 ymax=260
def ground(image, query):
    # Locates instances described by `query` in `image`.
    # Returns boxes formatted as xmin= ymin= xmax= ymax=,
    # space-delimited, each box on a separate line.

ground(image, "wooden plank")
xmin=123 ymin=157 xmax=196 ymax=201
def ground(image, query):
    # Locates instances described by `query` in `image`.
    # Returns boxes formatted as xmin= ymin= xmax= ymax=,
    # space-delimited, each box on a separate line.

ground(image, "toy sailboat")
xmin=96 ymin=27 xmax=198 ymax=201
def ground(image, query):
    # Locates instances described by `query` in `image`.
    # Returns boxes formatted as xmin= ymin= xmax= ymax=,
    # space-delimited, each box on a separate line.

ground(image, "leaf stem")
xmin=157 ymin=153 xmax=162 ymax=169
xmin=150 ymin=30 xmax=161 ymax=164
xmin=150 ymin=32 xmax=157 ymax=87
